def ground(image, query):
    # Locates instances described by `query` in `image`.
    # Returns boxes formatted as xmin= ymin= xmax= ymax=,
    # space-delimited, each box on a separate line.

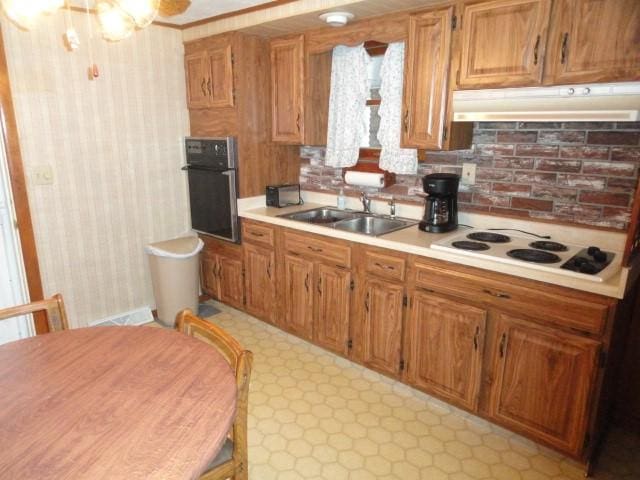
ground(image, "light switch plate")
xmin=461 ymin=163 xmax=476 ymax=185
xmin=32 ymin=165 xmax=54 ymax=185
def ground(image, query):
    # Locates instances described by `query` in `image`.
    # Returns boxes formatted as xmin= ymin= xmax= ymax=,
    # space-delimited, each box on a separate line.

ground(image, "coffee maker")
xmin=419 ymin=173 xmax=459 ymax=233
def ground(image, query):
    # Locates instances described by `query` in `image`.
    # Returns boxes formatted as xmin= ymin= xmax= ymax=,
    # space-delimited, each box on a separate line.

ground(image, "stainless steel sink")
xmin=279 ymin=207 xmax=359 ymax=224
xmin=278 ymin=207 xmax=417 ymax=237
xmin=333 ymin=215 xmax=417 ymax=236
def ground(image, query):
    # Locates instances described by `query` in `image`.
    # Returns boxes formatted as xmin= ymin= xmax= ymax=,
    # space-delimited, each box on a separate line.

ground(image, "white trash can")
xmin=145 ymin=236 xmax=204 ymax=327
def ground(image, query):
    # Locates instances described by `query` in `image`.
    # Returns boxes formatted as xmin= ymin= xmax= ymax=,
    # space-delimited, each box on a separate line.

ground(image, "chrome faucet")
xmin=388 ymin=197 xmax=396 ymax=218
xmin=360 ymin=191 xmax=372 ymax=213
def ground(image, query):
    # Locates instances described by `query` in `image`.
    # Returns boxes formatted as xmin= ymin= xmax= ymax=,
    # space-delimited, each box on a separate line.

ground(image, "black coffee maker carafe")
xmin=419 ymin=173 xmax=460 ymax=233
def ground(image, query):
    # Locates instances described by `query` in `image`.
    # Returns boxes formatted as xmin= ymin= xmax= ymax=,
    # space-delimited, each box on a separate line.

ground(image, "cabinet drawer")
xmin=242 ymin=221 xmax=275 ymax=247
xmin=364 ymin=251 xmax=406 ymax=282
xmin=284 ymin=230 xmax=351 ymax=267
xmin=413 ymin=262 xmax=609 ymax=335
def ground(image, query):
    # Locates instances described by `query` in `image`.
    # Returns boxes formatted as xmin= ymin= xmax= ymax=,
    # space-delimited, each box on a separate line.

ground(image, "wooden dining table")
xmin=0 ymin=325 xmax=237 ymax=479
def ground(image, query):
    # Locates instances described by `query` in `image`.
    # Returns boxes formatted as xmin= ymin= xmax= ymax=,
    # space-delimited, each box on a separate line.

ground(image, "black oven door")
xmin=185 ymin=166 xmax=239 ymax=243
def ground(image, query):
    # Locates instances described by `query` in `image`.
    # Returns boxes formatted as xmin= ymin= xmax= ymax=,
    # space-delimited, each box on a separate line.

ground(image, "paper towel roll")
xmin=344 ymin=171 xmax=385 ymax=187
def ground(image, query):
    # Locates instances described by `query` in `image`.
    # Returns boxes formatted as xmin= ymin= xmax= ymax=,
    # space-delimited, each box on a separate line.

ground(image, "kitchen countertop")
xmin=238 ymin=193 xmax=631 ymax=299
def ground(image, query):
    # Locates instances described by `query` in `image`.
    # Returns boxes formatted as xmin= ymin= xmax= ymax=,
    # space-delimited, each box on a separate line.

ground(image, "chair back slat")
xmin=0 ymin=294 xmax=68 ymax=332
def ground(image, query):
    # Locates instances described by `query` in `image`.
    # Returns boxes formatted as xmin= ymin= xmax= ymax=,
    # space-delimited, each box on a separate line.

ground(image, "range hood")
xmin=453 ymin=82 xmax=640 ymax=122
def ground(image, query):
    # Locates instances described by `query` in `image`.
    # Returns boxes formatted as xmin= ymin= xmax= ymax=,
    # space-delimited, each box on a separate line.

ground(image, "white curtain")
xmin=377 ymin=42 xmax=418 ymax=174
xmin=325 ymin=44 xmax=370 ymax=168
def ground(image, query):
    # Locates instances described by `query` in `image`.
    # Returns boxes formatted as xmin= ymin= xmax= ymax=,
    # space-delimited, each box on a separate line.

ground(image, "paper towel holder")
xmin=342 ymin=162 xmax=395 ymax=188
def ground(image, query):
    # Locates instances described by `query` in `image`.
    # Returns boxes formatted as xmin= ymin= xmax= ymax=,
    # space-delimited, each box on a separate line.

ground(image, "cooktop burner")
xmin=452 ymin=241 xmax=490 ymax=251
xmin=507 ymin=249 xmax=561 ymax=264
xmin=467 ymin=232 xmax=511 ymax=243
xmin=529 ymin=240 xmax=568 ymax=252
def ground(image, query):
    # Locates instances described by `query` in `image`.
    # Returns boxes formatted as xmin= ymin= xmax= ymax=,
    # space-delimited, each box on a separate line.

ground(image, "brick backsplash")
xmin=299 ymin=122 xmax=640 ymax=230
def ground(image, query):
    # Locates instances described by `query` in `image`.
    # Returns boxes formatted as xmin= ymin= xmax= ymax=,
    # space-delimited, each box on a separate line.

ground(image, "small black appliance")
xmin=419 ymin=173 xmax=460 ymax=233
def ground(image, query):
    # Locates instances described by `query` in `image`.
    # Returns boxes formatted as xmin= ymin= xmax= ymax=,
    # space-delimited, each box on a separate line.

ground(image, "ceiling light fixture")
xmin=1 ymin=0 xmax=64 ymax=30
xmin=319 ymin=11 xmax=354 ymax=27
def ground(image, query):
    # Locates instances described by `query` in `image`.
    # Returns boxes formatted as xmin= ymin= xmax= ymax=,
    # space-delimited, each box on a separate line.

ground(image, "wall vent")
xmin=90 ymin=306 xmax=154 ymax=327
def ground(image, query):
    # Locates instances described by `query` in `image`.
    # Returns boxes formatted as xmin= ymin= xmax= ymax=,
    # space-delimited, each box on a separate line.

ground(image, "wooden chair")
xmin=176 ymin=309 xmax=253 ymax=480
xmin=0 ymin=293 xmax=69 ymax=332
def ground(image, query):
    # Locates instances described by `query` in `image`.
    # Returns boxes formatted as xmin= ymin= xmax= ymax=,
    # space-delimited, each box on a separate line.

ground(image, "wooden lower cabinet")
xmin=205 ymin=224 xmax=618 ymax=460
xmin=314 ymin=265 xmax=351 ymax=355
xmin=216 ymin=254 xmax=244 ymax=310
xmin=360 ymin=278 xmax=405 ymax=377
xmin=243 ymin=243 xmax=276 ymax=323
xmin=406 ymin=291 xmax=487 ymax=411
xmin=200 ymin=248 xmax=243 ymax=310
xmin=488 ymin=313 xmax=600 ymax=455
xmin=201 ymin=253 xmax=217 ymax=296
xmin=283 ymin=254 xmax=314 ymax=339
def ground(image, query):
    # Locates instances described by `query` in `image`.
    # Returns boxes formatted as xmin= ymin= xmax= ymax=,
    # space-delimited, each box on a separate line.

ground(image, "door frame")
xmin=0 ymin=27 xmax=46 ymax=333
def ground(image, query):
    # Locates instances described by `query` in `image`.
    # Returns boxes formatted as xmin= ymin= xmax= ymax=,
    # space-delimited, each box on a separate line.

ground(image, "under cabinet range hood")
xmin=452 ymin=82 xmax=640 ymax=122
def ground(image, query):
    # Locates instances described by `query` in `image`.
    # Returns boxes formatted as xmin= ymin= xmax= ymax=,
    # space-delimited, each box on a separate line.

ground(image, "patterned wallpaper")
xmin=3 ymin=13 xmax=190 ymax=327
xmin=300 ymin=122 xmax=640 ymax=230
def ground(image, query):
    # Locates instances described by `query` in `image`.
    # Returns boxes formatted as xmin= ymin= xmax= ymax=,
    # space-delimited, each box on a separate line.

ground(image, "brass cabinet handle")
xmin=374 ymin=262 xmax=395 ymax=270
xmin=266 ymin=262 xmax=272 ymax=280
xmin=403 ymin=109 xmax=409 ymax=133
xmin=499 ymin=333 xmax=507 ymax=358
xmin=483 ymin=288 xmax=510 ymax=299
xmin=215 ymin=263 xmax=221 ymax=278
xmin=533 ymin=34 xmax=540 ymax=65
xmin=296 ymin=113 xmax=301 ymax=132
xmin=252 ymin=232 xmax=264 ymax=237
xmin=365 ymin=291 xmax=370 ymax=313
xmin=560 ymin=32 xmax=569 ymax=64
xmin=308 ymin=246 xmax=323 ymax=253
xmin=473 ymin=325 xmax=480 ymax=351
xmin=207 ymin=78 xmax=212 ymax=96
xmin=317 ymin=278 xmax=322 ymax=295
xmin=201 ymin=78 xmax=207 ymax=96
xmin=304 ymin=273 xmax=309 ymax=292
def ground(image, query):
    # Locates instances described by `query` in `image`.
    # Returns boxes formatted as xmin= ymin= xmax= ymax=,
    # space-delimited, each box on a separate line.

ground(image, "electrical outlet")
xmin=32 ymin=165 xmax=54 ymax=185
xmin=461 ymin=163 xmax=476 ymax=185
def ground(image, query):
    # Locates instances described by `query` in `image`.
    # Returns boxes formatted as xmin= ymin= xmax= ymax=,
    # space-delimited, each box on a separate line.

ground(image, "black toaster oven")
xmin=266 ymin=184 xmax=302 ymax=208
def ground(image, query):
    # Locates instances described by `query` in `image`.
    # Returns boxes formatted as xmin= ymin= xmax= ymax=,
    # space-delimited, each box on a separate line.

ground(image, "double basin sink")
xmin=278 ymin=207 xmax=418 ymax=237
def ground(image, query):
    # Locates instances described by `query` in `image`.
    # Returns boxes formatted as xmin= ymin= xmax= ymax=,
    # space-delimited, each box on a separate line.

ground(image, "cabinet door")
xmin=406 ymin=291 xmax=487 ymax=411
xmin=402 ymin=7 xmax=453 ymax=149
xmin=361 ymin=278 xmax=405 ymax=377
xmin=544 ymin=0 xmax=640 ymax=84
xmin=205 ymin=44 xmax=235 ymax=107
xmin=243 ymin=244 xmax=276 ymax=324
xmin=283 ymin=254 xmax=314 ymax=339
xmin=314 ymin=264 xmax=351 ymax=355
xmin=270 ymin=35 xmax=305 ymax=143
xmin=458 ymin=0 xmax=551 ymax=88
xmin=217 ymin=254 xmax=244 ymax=310
xmin=200 ymin=253 xmax=218 ymax=298
xmin=489 ymin=314 xmax=600 ymax=455
xmin=185 ymin=52 xmax=210 ymax=109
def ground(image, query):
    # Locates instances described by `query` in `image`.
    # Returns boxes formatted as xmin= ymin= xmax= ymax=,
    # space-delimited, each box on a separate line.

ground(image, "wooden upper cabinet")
xmin=185 ymin=52 xmax=210 ymax=109
xmin=406 ymin=291 xmax=487 ymax=411
xmin=458 ymin=0 xmax=552 ymax=88
xmin=314 ymin=264 xmax=351 ymax=355
xmin=402 ymin=7 xmax=454 ymax=150
xmin=544 ymin=0 xmax=640 ymax=85
xmin=361 ymin=278 xmax=405 ymax=377
xmin=489 ymin=314 xmax=600 ymax=455
xmin=185 ymin=41 xmax=234 ymax=109
xmin=205 ymin=44 xmax=235 ymax=108
xmin=270 ymin=34 xmax=305 ymax=143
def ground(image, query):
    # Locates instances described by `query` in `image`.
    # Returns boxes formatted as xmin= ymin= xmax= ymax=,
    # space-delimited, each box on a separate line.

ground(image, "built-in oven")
xmin=183 ymin=137 xmax=239 ymax=243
